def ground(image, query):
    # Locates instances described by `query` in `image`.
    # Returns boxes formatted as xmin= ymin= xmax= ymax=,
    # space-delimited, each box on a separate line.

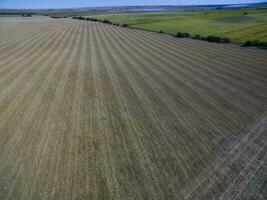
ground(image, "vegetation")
xmin=73 ymin=16 xmax=116 ymax=24
xmin=176 ymin=32 xmax=190 ymax=38
xmin=22 ymin=13 xmax=32 ymax=17
xmin=193 ymin=34 xmax=202 ymax=39
xmin=204 ymin=35 xmax=230 ymax=43
xmin=102 ymin=19 xmax=112 ymax=24
xmin=121 ymin=23 xmax=129 ymax=27
xmin=74 ymin=13 xmax=232 ymax=45
xmin=242 ymin=40 xmax=267 ymax=48
xmin=50 ymin=16 xmax=68 ymax=19
xmin=86 ymin=17 xmax=99 ymax=21
xmin=92 ymin=8 xmax=267 ymax=44
xmin=0 ymin=12 xmax=36 ymax=16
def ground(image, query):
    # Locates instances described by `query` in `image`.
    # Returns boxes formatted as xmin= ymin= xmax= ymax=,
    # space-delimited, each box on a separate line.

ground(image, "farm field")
xmin=93 ymin=8 xmax=267 ymax=43
xmin=0 ymin=16 xmax=267 ymax=199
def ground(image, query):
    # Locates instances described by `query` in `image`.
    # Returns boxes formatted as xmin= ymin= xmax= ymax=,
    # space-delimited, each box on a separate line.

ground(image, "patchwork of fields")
xmin=0 ymin=17 xmax=267 ymax=199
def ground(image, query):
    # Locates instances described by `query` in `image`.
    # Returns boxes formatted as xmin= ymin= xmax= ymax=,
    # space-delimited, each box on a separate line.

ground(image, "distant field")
xmin=0 ymin=16 xmax=267 ymax=199
xmin=93 ymin=8 xmax=267 ymax=43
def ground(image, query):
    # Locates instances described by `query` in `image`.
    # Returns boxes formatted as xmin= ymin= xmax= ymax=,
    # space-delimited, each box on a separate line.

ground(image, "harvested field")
xmin=0 ymin=17 xmax=267 ymax=199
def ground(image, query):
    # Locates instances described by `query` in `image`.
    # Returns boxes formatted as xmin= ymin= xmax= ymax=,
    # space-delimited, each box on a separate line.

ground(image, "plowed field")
xmin=0 ymin=17 xmax=266 ymax=200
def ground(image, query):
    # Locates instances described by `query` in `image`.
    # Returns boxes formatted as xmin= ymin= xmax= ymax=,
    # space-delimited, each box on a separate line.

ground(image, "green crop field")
xmin=93 ymin=8 xmax=267 ymax=43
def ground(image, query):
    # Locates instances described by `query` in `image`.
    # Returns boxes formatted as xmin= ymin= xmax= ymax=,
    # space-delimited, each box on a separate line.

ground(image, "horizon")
xmin=0 ymin=0 xmax=265 ymax=9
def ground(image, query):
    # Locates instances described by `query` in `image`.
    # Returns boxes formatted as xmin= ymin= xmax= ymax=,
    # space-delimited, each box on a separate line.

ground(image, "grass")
xmin=91 ymin=8 xmax=267 ymax=43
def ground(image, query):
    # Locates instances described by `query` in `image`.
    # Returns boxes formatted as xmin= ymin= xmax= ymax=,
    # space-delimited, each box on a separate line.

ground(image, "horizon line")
xmin=1 ymin=1 xmax=266 ymax=10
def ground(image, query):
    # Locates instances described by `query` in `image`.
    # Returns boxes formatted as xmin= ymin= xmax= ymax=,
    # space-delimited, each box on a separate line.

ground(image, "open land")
xmin=0 ymin=16 xmax=267 ymax=199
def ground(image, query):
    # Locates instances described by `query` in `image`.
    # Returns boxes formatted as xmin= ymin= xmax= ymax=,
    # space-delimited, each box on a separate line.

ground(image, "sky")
xmin=0 ymin=0 xmax=265 ymax=9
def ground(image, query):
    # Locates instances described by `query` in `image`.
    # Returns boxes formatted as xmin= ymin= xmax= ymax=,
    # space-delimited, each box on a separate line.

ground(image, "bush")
xmin=191 ymin=34 xmax=230 ymax=43
xmin=176 ymin=32 xmax=190 ymax=38
xmin=50 ymin=16 xmax=62 ymax=19
xmin=74 ymin=16 xmax=86 ymax=20
xmin=193 ymin=34 xmax=201 ymax=40
xmin=52 ymin=16 xmax=67 ymax=19
xmin=222 ymin=37 xmax=230 ymax=43
xmin=87 ymin=18 xmax=98 ymax=21
xmin=103 ymin=19 xmax=111 ymax=24
xmin=122 ymin=24 xmax=129 ymax=27
xmin=242 ymin=40 xmax=267 ymax=48
xmin=22 ymin=14 xmax=32 ymax=17
xmin=243 ymin=40 xmax=253 ymax=46
xmin=159 ymin=30 xmax=164 ymax=34
xmin=243 ymin=12 xmax=248 ymax=15
xmin=205 ymin=35 xmax=230 ymax=43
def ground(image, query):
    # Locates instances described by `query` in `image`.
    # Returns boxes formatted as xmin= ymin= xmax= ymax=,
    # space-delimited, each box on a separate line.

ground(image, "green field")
xmin=93 ymin=8 xmax=267 ymax=43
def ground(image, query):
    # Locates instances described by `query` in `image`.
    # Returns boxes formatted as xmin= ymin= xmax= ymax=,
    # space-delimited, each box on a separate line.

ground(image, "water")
xmin=223 ymin=4 xmax=250 ymax=8
xmin=128 ymin=8 xmax=172 ymax=12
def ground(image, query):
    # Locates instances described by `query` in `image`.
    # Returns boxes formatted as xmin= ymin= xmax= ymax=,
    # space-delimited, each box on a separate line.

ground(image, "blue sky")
xmin=0 ymin=0 xmax=265 ymax=9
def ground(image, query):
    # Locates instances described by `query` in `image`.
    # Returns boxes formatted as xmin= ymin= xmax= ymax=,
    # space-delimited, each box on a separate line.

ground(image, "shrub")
xmin=242 ymin=40 xmax=267 ymax=48
xmin=176 ymin=32 xmax=190 ymax=38
xmin=103 ymin=19 xmax=111 ymax=24
xmin=50 ymin=16 xmax=61 ymax=19
xmin=87 ymin=18 xmax=98 ymax=21
xmin=193 ymin=34 xmax=201 ymax=40
xmin=243 ymin=40 xmax=253 ymax=47
xmin=222 ymin=37 xmax=230 ymax=43
xmin=243 ymin=12 xmax=248 ymax=15
xmin=191 ymin=34 xmax=230 ymax=43
xmin=53 ymin=16 xmax=68 ymax=18
xmin=205 ymin=35 xmax=230 ymax=43
xmin=74 ymin=16 xmax=85 ymax=20
xmin=22 ymin=14 xmax=32 ymax=17
xmin=122 ymin=24 xmax=129 ymax=27
xmin=206 ymin=35 xmax=220 ymax=42
xmin=159 ymin=30 xmax=164 ymax=34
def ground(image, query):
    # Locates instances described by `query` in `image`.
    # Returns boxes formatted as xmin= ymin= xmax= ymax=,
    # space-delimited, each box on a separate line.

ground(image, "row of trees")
xmin=175 ymin=32 xmax=230 ymax=43
xmin=72 ymin=16 xmax=266 ymax=49
xmin=72 ymin=16 xmax=129 ymax=28
xmin=242 ymin=40 xmax=267 ymax=49
xmin=174 ymin=31 xmax=267 ymax=48
xmin=22 ymin=14 xmax=32 ymax=17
